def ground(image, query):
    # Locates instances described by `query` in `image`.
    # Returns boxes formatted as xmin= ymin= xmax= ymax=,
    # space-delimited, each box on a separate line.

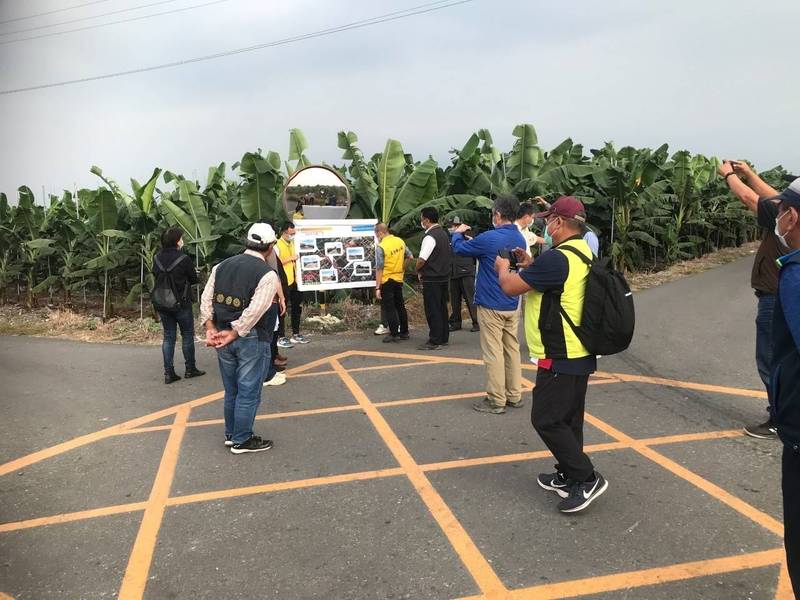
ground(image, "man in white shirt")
xmin=415 ymin=207 xmax=453 ymax=350
xmin=200 ymin=223 xmax=283 ymax=454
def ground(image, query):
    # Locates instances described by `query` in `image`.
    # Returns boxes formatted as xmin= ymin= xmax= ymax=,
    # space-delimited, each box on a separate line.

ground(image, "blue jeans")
xmin=159 ymin=307 xmax=196 ymax=373
xmin=755 ymin=293 xmax=776 ymax=418
xmin=217 ymin=330 xmax=270 ymax=444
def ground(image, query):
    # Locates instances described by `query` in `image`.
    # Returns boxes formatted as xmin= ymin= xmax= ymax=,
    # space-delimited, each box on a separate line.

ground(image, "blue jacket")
xmin=773 ymin=248 xmax=800 ymax=449
xmin=451 ymin=224 xmax=527 ymax=311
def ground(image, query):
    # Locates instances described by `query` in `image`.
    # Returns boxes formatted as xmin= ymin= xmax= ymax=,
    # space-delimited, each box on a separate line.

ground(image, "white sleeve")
xmin=418 ymin=235 xmax=436 ymax=261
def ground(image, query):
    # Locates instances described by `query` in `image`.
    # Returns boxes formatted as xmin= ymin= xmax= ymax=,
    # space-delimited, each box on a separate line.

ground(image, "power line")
xmin=0 ymin=0 xmax=181 ymax=36
xmin=0 ymin=0 xmax=475 ymax=96
xmin=0 ymin=0 xmax=112 ymax=25
xmin=0 ymin=0 xmax=230 ymax=45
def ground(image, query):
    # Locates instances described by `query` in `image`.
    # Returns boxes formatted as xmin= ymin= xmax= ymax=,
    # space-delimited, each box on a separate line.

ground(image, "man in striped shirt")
xmin=200 ymin=223 xmax=283 ymax=454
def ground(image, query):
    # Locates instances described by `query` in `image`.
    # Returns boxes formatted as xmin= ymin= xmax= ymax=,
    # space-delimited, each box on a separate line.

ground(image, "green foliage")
xmin=0 ymin=124 xmax=782 ymax=313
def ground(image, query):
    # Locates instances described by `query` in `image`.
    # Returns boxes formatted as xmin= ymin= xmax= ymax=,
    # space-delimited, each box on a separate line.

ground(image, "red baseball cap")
xmin=533 ymin=196 xmax=586 ymax=222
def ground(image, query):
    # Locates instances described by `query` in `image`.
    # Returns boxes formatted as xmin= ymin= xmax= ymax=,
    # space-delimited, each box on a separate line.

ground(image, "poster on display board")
xmin=293 ymin=219 xmax=378 ymax=291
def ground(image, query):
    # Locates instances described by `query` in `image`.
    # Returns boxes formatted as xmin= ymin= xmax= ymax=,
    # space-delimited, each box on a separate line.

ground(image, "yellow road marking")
xmin=776 ymin=558 xmax=794 ymax=599
xmin=167 ymin=468 xmax=405 ymax=507
xmin=118 ymin=407 xmax=189 ymax=600
xmin=455 ymin=548 xmax=784 ymax=599
xmin=584 ymin=413 xmax=784 ymax=538
xmin=0 ymin=428 xmax=751 ymax=534
xmin=331 ymin=358 xmax=507 ymax=597
xmin=0 ymin=501 xmax=148 ymax=533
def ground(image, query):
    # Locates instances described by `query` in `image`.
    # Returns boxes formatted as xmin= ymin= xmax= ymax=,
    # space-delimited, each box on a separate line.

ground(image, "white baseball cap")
xmin=246 ymin=223 xmax=277 ymax=245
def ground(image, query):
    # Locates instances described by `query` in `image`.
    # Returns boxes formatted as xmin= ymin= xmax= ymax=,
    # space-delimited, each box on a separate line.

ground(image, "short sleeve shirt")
xmin=519 ymin=242 xmax=597 ymax=376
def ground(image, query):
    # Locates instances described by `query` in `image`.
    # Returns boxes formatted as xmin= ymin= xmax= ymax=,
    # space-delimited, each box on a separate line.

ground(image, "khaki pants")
xmin=477 ymin=305 xmax=522 ymax=407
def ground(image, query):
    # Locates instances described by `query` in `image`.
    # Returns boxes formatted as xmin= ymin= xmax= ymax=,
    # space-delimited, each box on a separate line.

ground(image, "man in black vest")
xmin=200 ymin=223 xmax=283 ymax=454
xmin=447 ymin=216 xmax=479 ymax=333
xmin=719 ymin=160 xmax=783 ymax=439
xmin=416 ymin=207 xmax=453 ymax=350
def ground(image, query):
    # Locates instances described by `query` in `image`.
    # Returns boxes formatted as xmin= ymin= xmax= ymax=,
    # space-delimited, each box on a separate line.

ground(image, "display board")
xmin=293 ymin=219 xmax=378 ymax=291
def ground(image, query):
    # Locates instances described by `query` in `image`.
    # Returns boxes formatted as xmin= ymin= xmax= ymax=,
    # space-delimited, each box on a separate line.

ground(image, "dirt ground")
xmin=0 ymin=242 xmax=759 ymax=345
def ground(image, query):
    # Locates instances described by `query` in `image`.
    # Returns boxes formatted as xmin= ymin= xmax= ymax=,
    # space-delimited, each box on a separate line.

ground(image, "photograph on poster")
xmin=300 ymin=255 xmax=321 ymax=271
xmin=352 ymin=261 xmax=372 ymax=277
xmin=346 ymin=247 xmax=365 ymax=262
xmin=298 ymin=239 xmax=317 ymax=253
xmin=319 ymin=268 xmax=338 ymax=283
xmin=324 ymin=241 xmax=344 ymax=257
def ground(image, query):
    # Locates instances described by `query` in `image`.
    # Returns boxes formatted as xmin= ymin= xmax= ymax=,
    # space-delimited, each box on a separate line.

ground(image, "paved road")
xmin=0 ymin=255 xmax=788 ymax=599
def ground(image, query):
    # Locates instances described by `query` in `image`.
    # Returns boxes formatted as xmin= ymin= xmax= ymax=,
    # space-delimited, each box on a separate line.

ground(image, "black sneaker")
xmin=743 ymin=420 xmax=778 ymax=439
xmin=417 ymin=342 xmax=441 ymax=351
xmin=537 ymin=470 xmax=570 ymax=498
xmin=184 ymin=367 xmax=206 ymax=379
xmin=472 ymin=397 xmax=505 ymax=414
xmin=506 ymin=398 xmax=524 ymax=408
xmin=231 ymin=435 xmax=274 ymax=454
xmin=399 ymin=333 xmax=410 ymax=340
xmin=558 ymin=473 xmax=608 ymax=513
xmin=382 ymin=335 xmax=400 ymax=344
xmin=224 ymin=435 xmax=233 ymax=447
xmin=164 ymin=370 xmax=181 ymax=384
xmin=449 ymin=323 xmax=462 ymax=332
xmin=470 ymin=323 xmax=480 ymax=332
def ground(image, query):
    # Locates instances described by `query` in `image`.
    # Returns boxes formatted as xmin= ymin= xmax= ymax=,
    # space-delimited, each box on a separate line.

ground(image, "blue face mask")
xmin=543 ymin=222 xmax=553 ymax=247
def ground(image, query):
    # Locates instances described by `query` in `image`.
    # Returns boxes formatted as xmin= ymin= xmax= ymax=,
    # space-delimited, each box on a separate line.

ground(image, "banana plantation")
xmin=0 ymin=124 xmax=789 ymax=317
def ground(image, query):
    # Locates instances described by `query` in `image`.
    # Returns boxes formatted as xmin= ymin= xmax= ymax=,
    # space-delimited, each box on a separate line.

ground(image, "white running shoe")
xmin=374 ymin=324 xmax=389 ymax=335
xmin=290 ymin=334 xmax=310 ymax=344
xmin=263 ymin=372 xmax=287 ymax=386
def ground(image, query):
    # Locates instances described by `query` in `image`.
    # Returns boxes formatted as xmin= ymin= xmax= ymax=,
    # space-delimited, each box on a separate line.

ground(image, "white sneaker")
xmin=374 ymin=324 xmax=389 ymax=335
xmin=277 ymin=337 xmax=294 ymax=349
xmin=290 ymin=334 xmax=310 ymax=344
xmin=263 ymin=372 xmax=287 ymax=386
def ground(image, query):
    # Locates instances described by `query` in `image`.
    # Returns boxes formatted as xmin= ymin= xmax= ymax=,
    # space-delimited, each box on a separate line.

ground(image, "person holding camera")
xmin=496 ymin=196 xmax=607 ymax=513
xmin=719 ymin=159 xmax=783 ymax=439
xmin=153 ymin=227 xmax=205 ymax=384
xmin=451 ymin=195 xmax=527 ymax=414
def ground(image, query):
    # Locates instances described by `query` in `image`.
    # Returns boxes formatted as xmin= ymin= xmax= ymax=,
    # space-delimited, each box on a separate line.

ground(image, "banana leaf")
xmin=378 ymin=139 xmax=406 ymax=223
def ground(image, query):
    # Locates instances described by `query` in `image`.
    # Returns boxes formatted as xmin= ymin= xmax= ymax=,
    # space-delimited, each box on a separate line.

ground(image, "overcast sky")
xmin=1 ymin=0 xmax=797 ymax=201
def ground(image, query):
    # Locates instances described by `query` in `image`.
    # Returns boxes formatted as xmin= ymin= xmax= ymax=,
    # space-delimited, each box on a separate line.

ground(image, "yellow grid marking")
xmin=0 ymin=350 xmax=788 ymax=599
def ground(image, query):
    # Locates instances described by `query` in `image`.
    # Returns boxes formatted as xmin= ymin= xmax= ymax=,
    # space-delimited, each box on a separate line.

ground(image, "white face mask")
xmin=775 ymin=210 xmax=791 ymax=248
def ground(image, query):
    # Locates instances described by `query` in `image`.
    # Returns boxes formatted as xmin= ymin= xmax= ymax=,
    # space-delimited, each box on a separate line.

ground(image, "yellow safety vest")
xmin=276 ymin=237 xmax=296 ymax=286
xmin=524 ymin=238 xmax=592 ymax=360
xmin=379 ymin=235 xmax=407 ymax=284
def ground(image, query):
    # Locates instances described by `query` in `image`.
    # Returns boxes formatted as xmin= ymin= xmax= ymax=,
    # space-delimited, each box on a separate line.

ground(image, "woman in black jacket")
xmin=153 ymin=228 xmax=204 ymax=384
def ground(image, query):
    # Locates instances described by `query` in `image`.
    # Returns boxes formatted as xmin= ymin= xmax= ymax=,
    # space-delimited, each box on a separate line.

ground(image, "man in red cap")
xmin=496 ymin=196 xmax=608 ymax=513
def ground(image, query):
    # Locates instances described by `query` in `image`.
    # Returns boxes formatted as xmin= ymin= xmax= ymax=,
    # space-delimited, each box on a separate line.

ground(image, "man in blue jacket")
xmin=770 ymin=178 xmax=800 ymax=595
xmin=452 ymin=196 xmax=527 ymax=414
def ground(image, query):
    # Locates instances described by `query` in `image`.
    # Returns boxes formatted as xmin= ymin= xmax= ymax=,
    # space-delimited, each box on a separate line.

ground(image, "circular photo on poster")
xmin=283 ymin=165 xmax=351 ymax=220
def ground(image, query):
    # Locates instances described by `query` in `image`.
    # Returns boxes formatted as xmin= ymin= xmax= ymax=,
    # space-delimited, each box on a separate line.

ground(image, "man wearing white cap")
xmin=200 ymin=223 xmax=284 ymax=454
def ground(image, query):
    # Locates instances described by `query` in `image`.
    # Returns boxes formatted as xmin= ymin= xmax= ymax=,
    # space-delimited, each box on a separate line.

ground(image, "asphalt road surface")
xmin=0 ymin=256 xmax=791 ymax=599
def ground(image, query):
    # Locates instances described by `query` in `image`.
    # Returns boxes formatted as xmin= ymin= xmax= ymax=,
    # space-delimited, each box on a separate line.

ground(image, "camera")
xmin=497 ymin=249 xmax=518 ymax=270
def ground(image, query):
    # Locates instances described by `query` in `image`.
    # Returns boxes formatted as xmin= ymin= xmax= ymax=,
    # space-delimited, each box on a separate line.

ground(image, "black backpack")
xmin=556 ymin=245 xmax=635 ymax=356
xmin=151 ymin=254 xmax=188 ymax=312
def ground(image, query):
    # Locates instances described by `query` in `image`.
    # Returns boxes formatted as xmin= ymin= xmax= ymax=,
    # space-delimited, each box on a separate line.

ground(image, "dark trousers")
xmin=449 ymin=275 xmax=477 ymax=326
xmin=380 ymin=279 xmax=408 ymax=337
xmin=531 ymin=368 xmax=594 ymax=482
xmin=158 ymin=306 xmax=196 ymax=373
xmin=422 ymin=280 xmax=449 ymax=345
xmin=288 ymin=283 xmax=303 ymax=335
xmin=784 ymin=446 xmax=800 ymax=596
xmin=755 ymin=293 xmax=776 ymax=418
